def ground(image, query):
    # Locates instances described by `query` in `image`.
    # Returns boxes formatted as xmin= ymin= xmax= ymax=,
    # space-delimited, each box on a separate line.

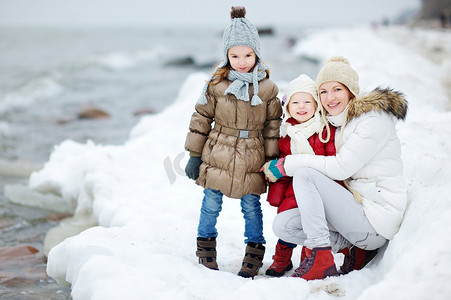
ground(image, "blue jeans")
xmin=197 ymin=188 xmax=265 ymax=244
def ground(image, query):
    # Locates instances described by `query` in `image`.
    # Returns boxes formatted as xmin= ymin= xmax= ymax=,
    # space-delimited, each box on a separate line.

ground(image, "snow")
xmin=25 ymin=25 xmax=451 ymax=299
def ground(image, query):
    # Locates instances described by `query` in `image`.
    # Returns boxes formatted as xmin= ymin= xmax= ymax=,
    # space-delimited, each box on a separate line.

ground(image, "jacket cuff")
xmin=189 ymin=150 xmax=202 ymax=157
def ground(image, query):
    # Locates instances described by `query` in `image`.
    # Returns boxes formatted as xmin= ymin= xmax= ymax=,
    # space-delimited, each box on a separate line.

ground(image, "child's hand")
xmin=261 ymin=158 xmax=286 ymax=183
xmin=259 ymin=168 xmax=271 ymax=184
xmin=185 ymin=156 xmax=202 ymax=180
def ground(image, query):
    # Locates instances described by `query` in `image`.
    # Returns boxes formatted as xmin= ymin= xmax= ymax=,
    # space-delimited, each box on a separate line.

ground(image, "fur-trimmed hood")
xmin=347 ymin=87 xmax=408 ymax=123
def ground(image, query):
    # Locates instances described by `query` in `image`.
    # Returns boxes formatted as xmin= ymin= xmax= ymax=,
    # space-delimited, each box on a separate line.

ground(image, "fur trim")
xmin=231 ymin=6 xmax=246 ymax=19
xmin=347 ymin=87 xmax=408 ymax=122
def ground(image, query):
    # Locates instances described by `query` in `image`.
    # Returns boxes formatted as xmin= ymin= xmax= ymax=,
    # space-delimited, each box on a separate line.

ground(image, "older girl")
xmin=185 ymin=7 xmax=281 ymax=278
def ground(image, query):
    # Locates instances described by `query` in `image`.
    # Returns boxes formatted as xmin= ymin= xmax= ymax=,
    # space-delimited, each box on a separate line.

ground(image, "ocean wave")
xmin=0 ymin=74 xmax=64 ymax=114
xmin=88 ymin=48 xmax=160 ymax=70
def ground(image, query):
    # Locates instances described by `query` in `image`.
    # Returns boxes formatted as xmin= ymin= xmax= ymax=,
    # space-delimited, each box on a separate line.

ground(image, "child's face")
xmin=287 ymin=92 xmax=317 ymax=123
xmin=319 ymin=81 xmax=352 ymax=116
xmin=227 ymin=46 xmax=257 ymax=73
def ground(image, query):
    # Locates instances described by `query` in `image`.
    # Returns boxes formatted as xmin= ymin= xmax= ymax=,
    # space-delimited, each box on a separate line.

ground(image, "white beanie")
xmin=316 ymin=56 xmax=360 ymax=96
xmin=283 ymin=74 xmax=320 ymax=123
xmin=281 ymin=73 xmax=331 ymax=150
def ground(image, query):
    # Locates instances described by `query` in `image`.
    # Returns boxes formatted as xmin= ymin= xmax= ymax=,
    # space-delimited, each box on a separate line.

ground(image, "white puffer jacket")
xmin=284 ymin=88 xmax=408 ymax=240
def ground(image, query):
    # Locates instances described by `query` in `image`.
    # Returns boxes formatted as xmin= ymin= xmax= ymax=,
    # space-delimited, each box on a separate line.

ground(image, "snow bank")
xmin=28 ymin=26 xmax=451 ymax=299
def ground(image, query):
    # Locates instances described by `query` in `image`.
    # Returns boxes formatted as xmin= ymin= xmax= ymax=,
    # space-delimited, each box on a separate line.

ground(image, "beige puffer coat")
xmin=185 ymin=78 xmax=282 ymax=199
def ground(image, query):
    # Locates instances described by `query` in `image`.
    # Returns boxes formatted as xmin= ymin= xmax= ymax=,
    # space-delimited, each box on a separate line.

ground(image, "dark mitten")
xmin=185 ymin=156 xmax=202 ymax=180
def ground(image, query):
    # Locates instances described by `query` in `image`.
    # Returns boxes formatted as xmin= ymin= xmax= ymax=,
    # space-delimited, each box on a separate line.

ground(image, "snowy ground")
xmin=12 ymin=25 xmax=451 ymax=299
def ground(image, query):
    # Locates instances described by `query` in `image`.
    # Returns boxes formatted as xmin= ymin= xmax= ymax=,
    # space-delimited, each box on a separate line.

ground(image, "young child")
xmin=263 ymin=74 xmax=338 ymax=277
xmin=184 ymin=7 xmax=282 ymax=278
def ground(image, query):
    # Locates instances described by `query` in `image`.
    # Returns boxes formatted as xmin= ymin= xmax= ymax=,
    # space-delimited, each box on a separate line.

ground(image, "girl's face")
xmin=227 ymin=46 xmax=257 ymax=73
xmin=319 ymin=81 xmax=352 ymax=116
xmin=287 ymin=92 xmax=317 ymax=123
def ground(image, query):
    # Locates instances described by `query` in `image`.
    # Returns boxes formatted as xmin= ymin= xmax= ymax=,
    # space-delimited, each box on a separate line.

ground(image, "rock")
xmin=0 ymin=245 xmax=39 ymax=257
xmin=0 ymin=245 xmax=48 ymax=287
xmin=286 ymin=37 xmax=297 ymax=48
xmin=78 ymin=103 xmax=111 ymax=120
xmin=133 ymin=107 xmax=156 ymax=116
xmin=257 ymin=27 xmax=274 ymax=35
xmin=165 ymin=56 xmax=195 ymax=66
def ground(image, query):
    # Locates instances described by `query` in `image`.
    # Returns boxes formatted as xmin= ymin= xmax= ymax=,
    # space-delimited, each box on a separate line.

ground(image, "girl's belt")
xmin=214 ymin=124 xmax=262 ymax=138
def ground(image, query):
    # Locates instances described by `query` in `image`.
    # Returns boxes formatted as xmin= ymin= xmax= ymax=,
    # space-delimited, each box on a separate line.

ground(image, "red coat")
xmin=267 ymin=118 xmax=340 ymax=213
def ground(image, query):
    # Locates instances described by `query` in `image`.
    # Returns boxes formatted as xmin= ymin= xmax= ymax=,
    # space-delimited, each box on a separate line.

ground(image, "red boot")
xmin=291 ymin=247 xmax=338 ymax=280
xmin=300 ymin=246 xmax=307 ymax=263
xmin=339 ymin=246 xmax=378 ymax=274
xmin=265 ymin=242 xmax=294 ymax=277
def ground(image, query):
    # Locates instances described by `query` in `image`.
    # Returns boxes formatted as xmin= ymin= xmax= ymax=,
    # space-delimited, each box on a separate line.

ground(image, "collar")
xmin=326 ymin=105 xmax=349 ymax=127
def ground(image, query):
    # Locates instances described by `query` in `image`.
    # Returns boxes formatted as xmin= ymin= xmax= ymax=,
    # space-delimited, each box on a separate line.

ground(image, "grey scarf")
xmin=197 ymin=62 xmax=268 ymax=106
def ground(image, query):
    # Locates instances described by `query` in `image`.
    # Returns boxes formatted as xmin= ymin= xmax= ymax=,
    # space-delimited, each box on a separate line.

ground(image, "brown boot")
xmin=238 ymin=242 xmax=265 ymax=278
xmin=196 ymin=237 xmax=218 ymax=270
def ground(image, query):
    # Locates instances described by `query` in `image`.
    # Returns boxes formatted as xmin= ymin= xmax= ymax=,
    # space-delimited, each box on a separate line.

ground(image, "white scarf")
xmin=326 ymin=105 xmax=349 ymax=127
xmin=280 ymin=112 xmax=322 ymax=155
xmin=326 ymin=105 xmax=350 ymax=151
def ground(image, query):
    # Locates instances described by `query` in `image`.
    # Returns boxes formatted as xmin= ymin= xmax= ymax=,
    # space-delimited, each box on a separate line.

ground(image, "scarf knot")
xmin=280 ymin=113 xmax=323 ymax=155
xmin=197 ymin=62 xmax=268 ymax=106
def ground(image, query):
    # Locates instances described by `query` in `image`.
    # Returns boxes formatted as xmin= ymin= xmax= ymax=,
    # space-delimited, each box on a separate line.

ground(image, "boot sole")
xmin=265 ymin=262 xmax=293 ymax=277
xmin=238 ymin=268 xmax=260 ymax=278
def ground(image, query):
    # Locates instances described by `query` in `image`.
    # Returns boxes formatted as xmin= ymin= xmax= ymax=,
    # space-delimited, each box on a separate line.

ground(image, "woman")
xmin=262 ymin=56 xmax=408 ymax=280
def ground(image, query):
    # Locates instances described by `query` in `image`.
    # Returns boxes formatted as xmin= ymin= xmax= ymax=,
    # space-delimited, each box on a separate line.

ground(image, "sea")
xmin=0 ymin=26 xmax=320 ymax=299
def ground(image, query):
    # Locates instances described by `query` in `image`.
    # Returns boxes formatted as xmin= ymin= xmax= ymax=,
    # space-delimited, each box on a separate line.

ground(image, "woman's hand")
xmin=260 ymin=158 xmax=287 ymax=183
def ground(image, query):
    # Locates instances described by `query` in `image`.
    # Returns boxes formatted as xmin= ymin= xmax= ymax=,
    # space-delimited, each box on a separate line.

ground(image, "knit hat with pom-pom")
xmin=316 ymin=56 xmax=360 ymax=96
xmin=197 ymin=7 xmax=268 ymax=106
xmin=222 ymin=6 xmax=262 ymax=63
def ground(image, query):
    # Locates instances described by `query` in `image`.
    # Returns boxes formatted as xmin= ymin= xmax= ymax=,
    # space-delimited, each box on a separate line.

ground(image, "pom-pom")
xmin=230 ymin=6 xmax=246 ymax=19
xmin=328 ymin=56 xmax=349 ymax=65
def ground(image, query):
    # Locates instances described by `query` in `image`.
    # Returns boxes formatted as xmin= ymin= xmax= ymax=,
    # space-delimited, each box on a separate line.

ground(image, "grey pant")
xmin=272 ymin=168 xmax=387 ymax=253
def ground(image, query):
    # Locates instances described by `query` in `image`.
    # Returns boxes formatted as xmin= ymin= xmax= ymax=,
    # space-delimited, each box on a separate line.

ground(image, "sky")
xmin=0 ymin=0 xmax=421 ymax=28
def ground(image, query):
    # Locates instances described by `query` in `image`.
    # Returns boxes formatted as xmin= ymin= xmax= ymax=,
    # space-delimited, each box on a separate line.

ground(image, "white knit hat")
xmin=281 ymin=73 xmax=331 ymax=146
xmin=316 ymin=56 xmax=360 ymax=96
xmin=283 ymin=74 xmax=320 ymax=122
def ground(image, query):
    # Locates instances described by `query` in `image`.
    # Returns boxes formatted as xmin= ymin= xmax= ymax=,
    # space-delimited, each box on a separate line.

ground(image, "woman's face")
xmin=227 ymin=46 xmax=257 ymax=73
xmin=319 ymin=81 xmax=352 ymax=116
